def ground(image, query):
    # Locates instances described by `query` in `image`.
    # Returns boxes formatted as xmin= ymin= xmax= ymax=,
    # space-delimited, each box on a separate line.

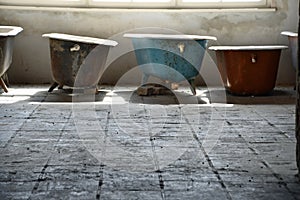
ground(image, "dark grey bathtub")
xmin=43 ymin=33 xmax=118 ymax=92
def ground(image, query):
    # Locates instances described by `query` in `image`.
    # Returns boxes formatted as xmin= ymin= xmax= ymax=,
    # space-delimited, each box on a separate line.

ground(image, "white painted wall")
xmin=0 ymin=0 xmax=298 ymax=86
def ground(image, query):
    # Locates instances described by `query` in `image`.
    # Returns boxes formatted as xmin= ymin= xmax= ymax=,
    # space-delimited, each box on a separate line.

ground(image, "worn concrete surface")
xmin=0 ymin=85 xmax=299 ymax=200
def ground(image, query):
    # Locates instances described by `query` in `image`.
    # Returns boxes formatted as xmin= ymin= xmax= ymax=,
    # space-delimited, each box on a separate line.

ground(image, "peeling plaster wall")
xmin=0 ymin=0 xmax=298 ymax=85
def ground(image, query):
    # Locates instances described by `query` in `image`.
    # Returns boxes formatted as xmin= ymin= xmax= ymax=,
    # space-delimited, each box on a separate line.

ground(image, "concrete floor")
xmin=0 ymin=85 xmax=299 ymax=200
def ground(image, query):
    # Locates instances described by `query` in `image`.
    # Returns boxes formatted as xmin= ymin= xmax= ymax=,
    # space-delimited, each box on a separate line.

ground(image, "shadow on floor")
xmin=29 ymin=89 xmax=108 ymax=103
xmin=4 ymin=85 xmax=295 ymax=105
xmin=113 ymin=90 xmax=208 ymax=105
xmin=206 ymin=88 xmax=296 ymax=105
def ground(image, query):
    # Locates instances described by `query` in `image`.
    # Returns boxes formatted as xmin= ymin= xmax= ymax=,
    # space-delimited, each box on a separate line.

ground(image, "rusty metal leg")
xmin=296 ymin=3 xmax=300 ymax=180
xmin=48 ymin=82 xmax=59 ymax=92
xmin=0 ymin=77 xmax=8 ymax=93
xmin=188 ymin=79 xmax=196 ymax=95
xmin=95 ymin=85 xmax=99 ymax=94
xmin=2 ymin=73 xmax=9 ymax=88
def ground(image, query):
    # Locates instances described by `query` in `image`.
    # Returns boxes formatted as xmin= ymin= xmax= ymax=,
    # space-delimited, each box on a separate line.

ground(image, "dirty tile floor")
xmin=0 ymin=85 xmax=299 ymax=200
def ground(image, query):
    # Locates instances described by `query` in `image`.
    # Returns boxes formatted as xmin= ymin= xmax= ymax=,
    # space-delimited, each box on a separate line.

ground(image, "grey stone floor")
xmin=0 ymin=85 xmax=299 ymax=200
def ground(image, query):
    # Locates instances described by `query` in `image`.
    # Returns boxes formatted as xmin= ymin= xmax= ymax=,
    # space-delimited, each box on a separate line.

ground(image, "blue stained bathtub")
xmin=124 ymin=34 xmax=217 ymax=95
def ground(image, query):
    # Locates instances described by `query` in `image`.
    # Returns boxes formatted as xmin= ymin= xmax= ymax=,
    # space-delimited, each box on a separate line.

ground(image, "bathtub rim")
xmin=0 ymin=25 xmax=23 ymax=36
xmin=42 ymin=33 xmax=118 ymax=46
xmin=281 ymin=31 xmax=298 ymax=37
xmin=208 ymin=45 xmax=288 ymax=51
xmin=123 ymin=33 xmax=217 ymax=41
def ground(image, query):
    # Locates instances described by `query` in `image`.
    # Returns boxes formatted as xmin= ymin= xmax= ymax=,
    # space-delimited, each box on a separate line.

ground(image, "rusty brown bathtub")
xmin=0 ymin=26 xmax=23 ymax=92
xmin=209 ymin=45 xmax=287 ymax=96
xmin=42 ymin=33 xmax=118 ymax=92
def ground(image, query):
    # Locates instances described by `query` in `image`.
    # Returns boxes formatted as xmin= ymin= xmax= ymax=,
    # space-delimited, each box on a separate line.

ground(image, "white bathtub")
xmin=0 ymin=26 xmax=23 ymax=92
xmin=281 ymin=31 xmax=298 ymax=70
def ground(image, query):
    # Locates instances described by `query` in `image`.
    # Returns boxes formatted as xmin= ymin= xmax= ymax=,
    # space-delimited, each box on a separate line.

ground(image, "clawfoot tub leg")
xmin=48 ymin=82 xmax=59 ymax=92
xmin=2 ymin=73 xmax=9 ymax=88
xmin=188 ymin=79 xmax=196 ymax=95
xmin=0 ymin=77 xmax=8 ymax=93
xmin=141 ymin=74 xmax=149 ymax=85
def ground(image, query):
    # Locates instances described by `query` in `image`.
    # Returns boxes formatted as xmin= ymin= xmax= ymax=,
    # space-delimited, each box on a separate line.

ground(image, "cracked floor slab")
xmin=0 ymin=85 xmax=299 ymax=200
